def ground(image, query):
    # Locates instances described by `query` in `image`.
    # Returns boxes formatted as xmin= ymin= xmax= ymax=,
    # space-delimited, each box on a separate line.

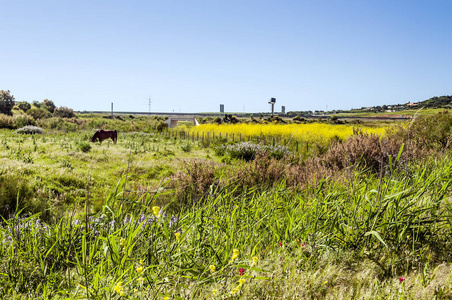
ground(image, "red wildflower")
xmin=398 ymin=277 xmax=405 ymax=283
xmin=239 ymin=268 xmax=245 ymax=276
xmin=279 ymin=242 xmax=282 ymax=247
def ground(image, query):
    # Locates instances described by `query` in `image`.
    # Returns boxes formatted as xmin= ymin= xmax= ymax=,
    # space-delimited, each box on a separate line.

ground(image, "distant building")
xmin=406 ymin=102 xmax=418 ymax=107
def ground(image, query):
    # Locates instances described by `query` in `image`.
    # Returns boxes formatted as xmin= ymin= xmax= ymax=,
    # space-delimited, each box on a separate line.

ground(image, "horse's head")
xmin=90 ymin=131 xmax=99 ymax=142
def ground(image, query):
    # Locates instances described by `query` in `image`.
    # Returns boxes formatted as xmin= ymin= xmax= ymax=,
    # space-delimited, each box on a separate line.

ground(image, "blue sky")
xmin=2 ymin=1 xmax=452 ymax=113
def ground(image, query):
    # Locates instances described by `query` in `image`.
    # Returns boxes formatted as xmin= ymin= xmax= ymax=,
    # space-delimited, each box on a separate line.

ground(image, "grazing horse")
xmin=90 ymin=130 xmax=117 ymax=144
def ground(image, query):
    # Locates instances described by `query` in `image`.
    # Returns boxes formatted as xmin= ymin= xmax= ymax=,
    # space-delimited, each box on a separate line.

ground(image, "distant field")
xmin=189 ymin=123 xmax=389 ymax=145
xmin=332 ymin=107 xmax=451 ymax=118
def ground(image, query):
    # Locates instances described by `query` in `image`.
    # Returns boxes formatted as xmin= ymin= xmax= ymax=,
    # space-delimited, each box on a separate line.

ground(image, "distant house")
xmin=406 ymin=102 xmax=418 ymax=107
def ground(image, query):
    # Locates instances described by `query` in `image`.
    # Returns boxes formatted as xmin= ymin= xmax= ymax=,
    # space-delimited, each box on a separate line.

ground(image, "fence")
xmin=156 ymin=130 xmax=310 ymax=153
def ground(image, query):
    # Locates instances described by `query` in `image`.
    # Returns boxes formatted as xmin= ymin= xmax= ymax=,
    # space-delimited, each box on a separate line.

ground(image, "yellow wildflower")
xmin=212 ymin=289 xmax=218 ymax=295
xmin=152 ymin=206 xmax=160 ymax=217
xmin=164 ymin=297 xmax=170 ymax=300
xmin=120 ymin=238 xmax=126 ymax=247
xmin=238 ymin=278 xmax=246 ymax=286
xmin=209 ymin=265 xmax=216 ymax=273
xmin=231 ymin=286 xmax=240 ymax=295
xmin=230 ymin=248 xmax=239 ymax=262
xmin=136 ymin=266 xmax=144 ymax=274
xmin=139 ymin=259 xmax=145 ymax=265
xmin=114 ymin=281 xmax=124 ymax=295
xmin=174 ymin=232 xmax=181 ymax=241
xmin=250 ymin=256 xmax=258 ymax=266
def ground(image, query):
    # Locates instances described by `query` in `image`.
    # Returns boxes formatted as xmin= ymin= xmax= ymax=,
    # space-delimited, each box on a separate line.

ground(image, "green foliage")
xmin=0 ymin=174 xmax=34 ymax=218
xmin=419 ymin=95 xmax=452 ymax=108
xmin=53 ymin=106 xmax=76 ymax=118
xmin=405 ymin=111 xmax=452 ymax=150
xmin=15 ymin=115 xmax=36 ymax=128
xmin=42 ymin=99 xmax=56 ymax=113
xmin=0 ymin=114 xmax=16 ymax=129
xmin=16 ymin=101 xmax=31 ymax=112
xmin=32 ymin=100 xmax=42 ymax=108
xmin=26 ymin=107 xmax=52 ymax=119
xmin=77 ymin=141 xmax=91 ymax=152
xmin=180 ymin=143 xmax=192 ymax=152
xmin=154 ymin=120 xmax=168 ymax=132
xmin=0 ymin=90 xmax=15 ymax=116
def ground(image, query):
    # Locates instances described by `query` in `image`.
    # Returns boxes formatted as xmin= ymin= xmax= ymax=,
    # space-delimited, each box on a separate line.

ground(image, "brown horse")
xmin=90 ymin=130 xmax=117 ymax=144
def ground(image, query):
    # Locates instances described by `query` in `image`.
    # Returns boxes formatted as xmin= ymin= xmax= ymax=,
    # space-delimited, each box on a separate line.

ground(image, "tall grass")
xmin=1 ymin=155 xmax=452 ymax=298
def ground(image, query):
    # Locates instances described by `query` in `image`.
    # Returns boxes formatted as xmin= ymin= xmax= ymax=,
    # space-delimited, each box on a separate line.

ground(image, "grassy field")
xmin=1 ymin=113 xmax=452 ymax=299
xmin=331 ymin=107 xmax=452 ymax=118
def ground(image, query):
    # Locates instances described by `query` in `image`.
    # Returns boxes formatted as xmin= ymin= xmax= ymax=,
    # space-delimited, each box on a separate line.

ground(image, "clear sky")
xmin=2 ymin=0 xmax=452 ymax=113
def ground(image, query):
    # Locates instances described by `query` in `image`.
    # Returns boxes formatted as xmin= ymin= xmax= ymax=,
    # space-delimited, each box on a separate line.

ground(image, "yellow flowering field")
xmin=189 ymin=123 xmax=388 ymax=145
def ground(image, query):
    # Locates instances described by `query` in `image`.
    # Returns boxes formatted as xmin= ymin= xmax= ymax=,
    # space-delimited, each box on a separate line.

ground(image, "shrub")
xmin=53 ymin=106 xmax=76 ymax=118
xmin=219 ymin=142 xmax=290 ymax=161
xmin=15 ymin=125 xmax=45 ymax=134
xmin=32 ymin=100 xmax=42 ymax=108
xmin=0 ymin=174 xmax=34 ymax=219
xmin=174 ymin=160 xmax=217 ymax=205
xmin=16 ymin=101 xmax=31 ymax=112
xmin=15 ymin=115 xmax=36 ymax=128
xmin=180 ymin=144 xmax=192 ymax=152
xmin=0 ymin=114 xmax=16 ymax=129
xmin=26 ymin=107 xmax=52 ymax=119
xmin=401 ymin=111 xmax=452 ymax=151
xmin=77 ymin=141 xmax=91 ymax=152
xmin=42 ymin=99 xmax=56 ymax=113
xmin=0 ymin=90 xmax=15 ymax=116
xmin=154 ymin=120 xmax=168 ymax=132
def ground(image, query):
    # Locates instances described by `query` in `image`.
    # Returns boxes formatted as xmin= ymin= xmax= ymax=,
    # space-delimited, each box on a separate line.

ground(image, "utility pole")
xmin=148 ymin=96 xmax=151 ymax=113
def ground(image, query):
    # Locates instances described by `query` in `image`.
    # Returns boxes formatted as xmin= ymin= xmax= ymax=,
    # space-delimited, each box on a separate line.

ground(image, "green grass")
xmin=1 ymin=115 xmax=452 ymax=299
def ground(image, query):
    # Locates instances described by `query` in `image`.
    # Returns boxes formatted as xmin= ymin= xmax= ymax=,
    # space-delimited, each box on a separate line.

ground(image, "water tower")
xmin=269 ymin=98 xmax=276 ymax=116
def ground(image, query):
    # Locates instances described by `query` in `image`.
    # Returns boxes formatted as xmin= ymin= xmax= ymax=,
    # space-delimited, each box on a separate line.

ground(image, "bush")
xmin=0 ymin=174 xmax=34 ymax=219
xmin=15 ymin=115 xmax=36 ymax=128
xmin=53 ymin=106 xmax=76 ymax=118
xmin=16 ymin=101 xmax=31 ymax=112
xmin=180 ymin=144 xmax=192 ymax=152
xmin=42 ymin=99 xmax=56 ymax=113
xmin=26 ymin=107 xmax=52 ymax=120
xmin=0 ymin=90 xmax=15 ymax=116
xmin=219 ymin=142 xmax=290 ymax=161
xmin=77 ymin=141 xmax=91 ymax=153
xmin=15 ymin=125 xmax=45 ymax=134
xmin=0 ymin=114 xmax=16 ymax=129
xmin=403 ymin=111 xmax=452 ymax=151
xmin=154 ymin=120 xmax=168 ymax=132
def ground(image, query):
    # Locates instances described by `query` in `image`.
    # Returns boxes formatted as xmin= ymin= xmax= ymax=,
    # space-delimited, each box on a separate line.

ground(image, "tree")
xmin=26 ymin=107 xmax=52 ymax=119
xmin=42 ymin=99 xmax=56 ymax=113
xmin=0 ymin=90 xmax=15 ymax=115
xmin=53 ymin=106 xmax=75 ymax=118
xmin=16 ymin=101 xmax=31 ymax=112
